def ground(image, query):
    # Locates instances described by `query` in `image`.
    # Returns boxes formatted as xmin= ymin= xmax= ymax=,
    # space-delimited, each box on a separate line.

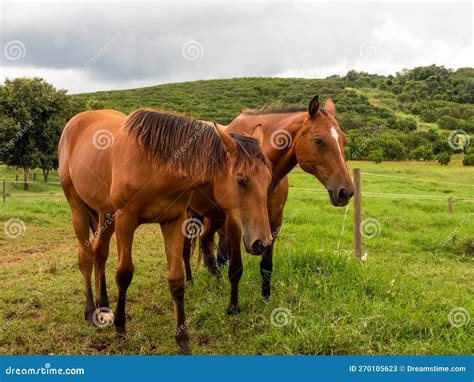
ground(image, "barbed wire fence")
xmin=2 ymin=169 xmax=473 ymax=259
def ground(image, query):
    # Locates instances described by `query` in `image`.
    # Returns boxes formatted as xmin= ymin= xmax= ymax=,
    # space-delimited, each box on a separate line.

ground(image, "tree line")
xmin=0 ymin=77 xmax=102 ymax=189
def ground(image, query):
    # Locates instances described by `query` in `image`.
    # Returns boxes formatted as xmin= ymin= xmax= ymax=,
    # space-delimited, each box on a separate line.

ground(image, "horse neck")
xmin=263 ymin=112 xmax=306 ymax=181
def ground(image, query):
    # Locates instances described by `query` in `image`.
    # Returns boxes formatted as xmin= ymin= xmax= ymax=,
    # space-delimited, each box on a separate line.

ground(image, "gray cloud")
xmin=0 ymin=2 xmax=471 ymax=93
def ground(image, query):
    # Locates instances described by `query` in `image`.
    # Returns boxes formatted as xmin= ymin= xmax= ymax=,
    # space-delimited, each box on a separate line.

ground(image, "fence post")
xmin=15 ymin=175 xmax=18 ymax=183
xmin=33 ymin=173 xmax=36 ymax=181
xmin=2 ymin=180 xmax=5 ymax=203
xmin=353 ymin=168 xmax=362 ymax=259
xmin=448 ymin=197 xmax=453 ymax=216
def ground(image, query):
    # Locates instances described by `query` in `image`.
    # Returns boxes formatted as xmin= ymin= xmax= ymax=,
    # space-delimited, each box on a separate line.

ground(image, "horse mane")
xmin=230 ymin=134 xmax=272 ymax=174
xmin=243 ymin=106 xmax=328 ymax=116
xmin=123 ymin=109 xmax=227 ymax=182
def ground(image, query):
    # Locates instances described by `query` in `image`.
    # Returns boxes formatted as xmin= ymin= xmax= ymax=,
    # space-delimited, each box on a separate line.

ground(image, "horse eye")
xmin=314 ymin=138 xmax=325 ymax=146
xmin=236 ymin=176 xmax=247 ymax=187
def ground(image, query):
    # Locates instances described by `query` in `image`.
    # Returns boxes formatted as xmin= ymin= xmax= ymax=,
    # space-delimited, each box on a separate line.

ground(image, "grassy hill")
xmin=72 ymin=66 xmax=474 ymax=164
xmin=72 ymin=77 xmax=345 ymax=124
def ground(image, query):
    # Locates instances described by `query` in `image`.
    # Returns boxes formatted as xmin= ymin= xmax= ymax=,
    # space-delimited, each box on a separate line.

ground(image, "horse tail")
xmin=83 ymin=204 xmax=99 ymax=235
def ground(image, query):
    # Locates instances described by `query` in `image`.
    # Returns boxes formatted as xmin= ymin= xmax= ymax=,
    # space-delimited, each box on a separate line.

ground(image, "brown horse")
xmin=182 ymin=124 xmax=272 ymax=313
xmin=186 ymin=96 xmax=354 ymax=299
xmin=58 ymin=109 xmax=271 ymax=354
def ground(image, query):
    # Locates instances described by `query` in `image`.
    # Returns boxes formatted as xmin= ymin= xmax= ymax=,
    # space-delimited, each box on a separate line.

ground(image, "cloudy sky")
xmin=0 ymin=1 xmax=472 ymax=94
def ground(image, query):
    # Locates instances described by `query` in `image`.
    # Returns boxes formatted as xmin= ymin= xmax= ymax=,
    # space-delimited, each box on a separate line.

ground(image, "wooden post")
xmin=33 ymin=173 xmax=36 ymax=181
xmin=448 ymin=197 xmax=453 ymax=216
xmin=15 ymin=175 xmax=18 ymax=183
xmin=353 ymin=168 xmax=362 ymax=259
xmin=2 ymin=180 xmax=5 ymax=203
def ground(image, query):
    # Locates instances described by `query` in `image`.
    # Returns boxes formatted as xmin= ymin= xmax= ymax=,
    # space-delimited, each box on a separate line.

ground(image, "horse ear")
xmin=308 ymin=95 xmax=320 ymax=118
xmin=251 ymin=124 xmax=264 ymax=146
xmin=213 ymin=122 xmax=237 ymax=157
xmin=324 ymin=98 xmax=336 ymax=115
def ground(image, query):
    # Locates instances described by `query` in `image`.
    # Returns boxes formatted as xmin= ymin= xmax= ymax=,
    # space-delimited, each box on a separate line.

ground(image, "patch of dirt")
xmin=0 ymin=243 xmax=73 ymax=266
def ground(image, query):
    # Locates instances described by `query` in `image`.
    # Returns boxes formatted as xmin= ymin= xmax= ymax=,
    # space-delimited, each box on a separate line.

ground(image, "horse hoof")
xmin=180 ymin=345 xmax=192 ymax=355
xmin=85 ymin=311 xmax=95 ymax=325
xmin=92 ymin=307 xmax=114 ymax=328
xmin=205 ymin=264 xmax=220 ymax=277
xmin=211 ymin=268 xmax=221 ymax=278
xmin=226 ymin=305 xmax=240 ymax=315
xmin=115 ymin=327 xmax=126 ymax=340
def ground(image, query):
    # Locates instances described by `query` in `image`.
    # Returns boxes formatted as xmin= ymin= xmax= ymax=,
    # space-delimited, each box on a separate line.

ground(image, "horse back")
xmin=59 ymin=110 xmax=125 ymax=212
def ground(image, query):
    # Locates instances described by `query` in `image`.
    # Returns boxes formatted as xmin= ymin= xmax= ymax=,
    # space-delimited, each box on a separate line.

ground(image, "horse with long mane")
xmin=183 ymin=124 xmax=273 ymax=313
xmin=58 ymin=108 xmax=271 ymax=354
xmin=184 ymin=96 xmax=354 ymax=301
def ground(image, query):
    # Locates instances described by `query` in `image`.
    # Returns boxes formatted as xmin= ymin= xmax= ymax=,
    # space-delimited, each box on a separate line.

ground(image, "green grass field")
xmin=0 ymin=160 xmax=473 ymax=355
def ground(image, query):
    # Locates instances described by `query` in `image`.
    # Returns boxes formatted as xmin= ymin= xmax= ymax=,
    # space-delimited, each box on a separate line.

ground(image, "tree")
xmin=436 ymin=152 xmax=451 ymax=165
xmin=0 ymin=78 xmax=69 ymax=189
xmin=368 ymin=149 xmax=383 ymax=163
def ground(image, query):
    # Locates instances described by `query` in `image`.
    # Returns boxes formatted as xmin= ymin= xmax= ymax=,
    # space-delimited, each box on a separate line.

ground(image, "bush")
xmin=396 ymin=117 xmax=417 ymax=132
xmin=410 ymin=145 xmax=434 ymax=161
xmin=432 ymin=140 xmax=451 ymax=155
xmin=438 ymin=115 xmax=459 ymax=130
xmin=462 ymin=154 xmax=474 ymax=166
xmin=459 ymin=238 xmax=474 ymax=258
xmin=436 ymin=152 xmax=451 ymax=165
xmin=368 ymin=149 xmax=384 ymax=163
xmin=421 ymin=108 xmax=437 ymax=123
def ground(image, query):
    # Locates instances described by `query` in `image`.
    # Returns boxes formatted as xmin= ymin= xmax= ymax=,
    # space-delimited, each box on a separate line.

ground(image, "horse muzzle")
xmin=328 ymin=186 xmax=354 ymax=207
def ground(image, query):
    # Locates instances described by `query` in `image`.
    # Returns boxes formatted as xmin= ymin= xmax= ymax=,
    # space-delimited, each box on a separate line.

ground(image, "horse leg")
xmin=260 ymin=212 xmax=282 ymax=299
xmin=261 ymin=178 xmax=288 ymax=299
xmin=70 ymin=205 xmax=96 ymax=324
xmin=113 ymin=210 xmax=138 ymax=338
xmin=161 ymin=212 xmax=191 ymax=355
xmin=183 ymin=235 xmax=193 ymax=284
xmin=201 ymin=219 xmax=221 ymax=277
xmin=224 ymin=210 xmax=243 ymax=314
xmin=260 ymin=243 xmax=275 ymax=300
xmin=216 ymin=227 xmax=229 ymax=268
xmin=92 ymin=212 xmax=115 ymax=325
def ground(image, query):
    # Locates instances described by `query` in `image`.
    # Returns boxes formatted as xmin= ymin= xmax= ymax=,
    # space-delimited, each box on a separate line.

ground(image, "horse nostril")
xmin=251 ymin=240 xmax=267 ymax=256
xmin=337 ymin=187 xmax=348 ymax=200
